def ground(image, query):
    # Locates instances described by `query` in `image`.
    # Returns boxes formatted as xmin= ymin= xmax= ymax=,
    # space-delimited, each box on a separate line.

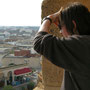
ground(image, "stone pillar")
xmin=41 ymin=0 xmax=90 ymax=90
xmin=4 ymin=73 xmax=8 ymax=86
xmin=12 ymin=71 xmax=14 ymax=82
xmin=4 ymin=78 xmax=7 ymax=86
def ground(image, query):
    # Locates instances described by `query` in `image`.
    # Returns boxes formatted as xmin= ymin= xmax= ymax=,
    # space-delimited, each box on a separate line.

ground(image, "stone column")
xmin=4 ymin=72 xmax=8 ymax=86
xmin=41 ymin=0 xmax=90 ymax=90
xmin=41 ymin=1 xmax=64 ymax=90
xmin=12 ymin=71 xmax=14 ymax=82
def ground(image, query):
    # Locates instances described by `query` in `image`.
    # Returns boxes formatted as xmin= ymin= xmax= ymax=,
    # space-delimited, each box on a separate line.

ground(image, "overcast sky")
xmin=0 ymin=0 xmax=43 ymax=26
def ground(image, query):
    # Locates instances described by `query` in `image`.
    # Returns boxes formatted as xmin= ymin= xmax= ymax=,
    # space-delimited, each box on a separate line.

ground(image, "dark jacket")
xmin=33 ymin=31 xmax=90 ymax=90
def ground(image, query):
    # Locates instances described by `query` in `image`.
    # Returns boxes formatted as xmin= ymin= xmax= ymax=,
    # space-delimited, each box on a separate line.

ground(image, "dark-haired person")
xmin=33 ymin=2 xmax=90 ymax=90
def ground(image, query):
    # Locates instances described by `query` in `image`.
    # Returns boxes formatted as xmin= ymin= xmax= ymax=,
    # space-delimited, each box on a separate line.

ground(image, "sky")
xmin=0 ymin=0 xmax=43 ymax=26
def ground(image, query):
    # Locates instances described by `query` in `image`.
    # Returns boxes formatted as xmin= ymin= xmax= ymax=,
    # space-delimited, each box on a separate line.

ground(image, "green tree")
xmin=3 ymin=85 xmax=15 ymax=90
xmin=27 ymin=82 xmax=35 ymax=90
xmin=21 ymin=86 xmax=25 ymax=90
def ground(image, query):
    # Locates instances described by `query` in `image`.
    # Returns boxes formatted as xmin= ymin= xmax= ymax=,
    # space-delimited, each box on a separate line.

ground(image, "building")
xmin=2 ymin=53 xmax=41 ymax=70
xmin=0 ymin=64 xmax=32 ymax=89
xmin=14 ymin=49 xmax=39 ymax=57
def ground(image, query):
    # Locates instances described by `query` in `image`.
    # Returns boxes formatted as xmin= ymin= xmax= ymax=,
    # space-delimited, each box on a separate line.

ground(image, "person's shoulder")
xmin=65 ymin=35 xmax=90 ymax=42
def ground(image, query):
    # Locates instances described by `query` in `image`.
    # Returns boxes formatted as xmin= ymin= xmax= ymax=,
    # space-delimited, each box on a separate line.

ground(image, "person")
xmin=33 ymin=2 xmax=90 ymax=90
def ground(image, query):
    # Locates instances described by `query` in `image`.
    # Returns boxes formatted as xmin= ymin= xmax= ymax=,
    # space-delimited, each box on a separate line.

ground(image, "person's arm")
xmin=38 ymin=7 xmax=63 ymax=33
xmin=34 ymin=32 xmax=89 ymax=75
xmin=38 ymin=17 xmax=51 ymax=33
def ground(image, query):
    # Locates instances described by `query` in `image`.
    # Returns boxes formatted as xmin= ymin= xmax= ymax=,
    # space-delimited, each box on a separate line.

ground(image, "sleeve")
xmin=33 ymin=31 xmax=88 ymax=74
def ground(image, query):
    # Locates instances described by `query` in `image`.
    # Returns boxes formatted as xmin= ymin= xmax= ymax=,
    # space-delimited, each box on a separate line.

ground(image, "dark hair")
xmin=60 ymin=2 xmax=90 ymax=35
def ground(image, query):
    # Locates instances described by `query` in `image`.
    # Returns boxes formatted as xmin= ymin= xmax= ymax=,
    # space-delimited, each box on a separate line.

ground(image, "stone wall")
xmin=41 ymin=0 xmax=90 ymax=90
xmin=2 ymin=57 xmax=41 ymax=69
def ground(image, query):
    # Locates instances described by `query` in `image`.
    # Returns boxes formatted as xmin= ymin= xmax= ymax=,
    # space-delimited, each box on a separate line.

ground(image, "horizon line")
xmin=0 ymin=25 xmax=40 ymax=27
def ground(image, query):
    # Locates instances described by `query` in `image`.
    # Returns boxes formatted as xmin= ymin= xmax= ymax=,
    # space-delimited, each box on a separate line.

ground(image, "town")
xmin=0 ymin=26 xmax=41 ymax=90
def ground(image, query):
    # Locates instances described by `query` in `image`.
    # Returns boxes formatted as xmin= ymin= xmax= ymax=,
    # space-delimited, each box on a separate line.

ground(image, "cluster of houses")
xmin=0 ymin=26 xmax=40 ymax=90
xmin=0 ymin=47 xmax=41 ymax=89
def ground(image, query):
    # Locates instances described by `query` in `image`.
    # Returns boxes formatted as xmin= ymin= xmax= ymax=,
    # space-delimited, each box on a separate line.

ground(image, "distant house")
xmin=0 ymin=32 xmax=10 ymax=40
xmin=0 ymin=33 xmax=5 ymax=40
xmin=10 ymin=34 xmax=17 ymax=36
xmin=22 ymin=34 xmax=30 ymax=37
xmin=14 ymin=49 xmax=39 ymax=57
xmin=4 ymin=31 xmax=10 ymax=37
xmin=14 ymin=50 xmax=31 ymax=57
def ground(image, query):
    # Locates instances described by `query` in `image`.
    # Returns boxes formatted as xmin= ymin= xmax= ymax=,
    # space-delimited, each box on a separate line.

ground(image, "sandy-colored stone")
xmin=42 ymin=57 xmax=63 ymax=87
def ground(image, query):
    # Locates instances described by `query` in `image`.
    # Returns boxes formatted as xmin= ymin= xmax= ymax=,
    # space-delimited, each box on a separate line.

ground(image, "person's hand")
xmin=48 ymin=7 xmax=63 ymax=26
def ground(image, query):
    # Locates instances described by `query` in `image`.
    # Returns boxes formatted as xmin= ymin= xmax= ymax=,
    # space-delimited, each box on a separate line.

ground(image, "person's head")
xmin=59 ymin=2 xmax=90 ymax=37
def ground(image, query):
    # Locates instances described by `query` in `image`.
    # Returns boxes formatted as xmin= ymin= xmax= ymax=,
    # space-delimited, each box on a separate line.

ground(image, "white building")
xmin=4 ymin=31 xmax=10 ymax=37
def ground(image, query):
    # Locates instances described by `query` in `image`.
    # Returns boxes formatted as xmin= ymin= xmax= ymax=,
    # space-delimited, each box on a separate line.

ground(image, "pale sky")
xmin=0 ymin=0 xmax=43 ymax=26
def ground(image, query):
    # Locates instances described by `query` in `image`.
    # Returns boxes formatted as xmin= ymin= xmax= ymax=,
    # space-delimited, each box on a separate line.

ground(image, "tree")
xmin=3 ymin=85 xmax=15 ymax=90
xmin=21 ymin=86 xmax=25 ymax=90
xmin=27 ymin=82 xmax=35 ymax=90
